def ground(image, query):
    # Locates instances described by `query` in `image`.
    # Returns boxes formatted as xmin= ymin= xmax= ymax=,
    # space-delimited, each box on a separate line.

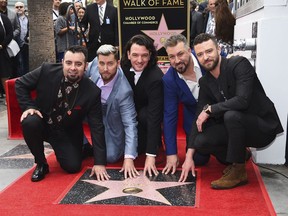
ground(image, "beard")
xmin=175 ymin=55 xmax=191 ymax=74
xmin=201 ymin=55 xmax=219 ymax=71
xmin=66 ymin=74 xmax=80 ymax=83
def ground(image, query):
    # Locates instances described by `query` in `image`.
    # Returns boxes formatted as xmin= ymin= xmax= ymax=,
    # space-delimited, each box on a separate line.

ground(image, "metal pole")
xmin=285 ymin=115 xmax=288 ymax=166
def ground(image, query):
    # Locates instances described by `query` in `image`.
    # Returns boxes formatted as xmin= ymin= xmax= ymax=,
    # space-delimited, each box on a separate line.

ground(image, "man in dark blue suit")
xmin=162 ymin=34 xmax=210 ymax=175
xmin=81 ymin=0 xmax=118 ymax=61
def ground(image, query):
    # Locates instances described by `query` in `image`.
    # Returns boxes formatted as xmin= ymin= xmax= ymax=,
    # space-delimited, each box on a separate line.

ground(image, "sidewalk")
xmin=0 ymin=100 xmax=287 ymax=215
xmin=0 ymin=96 xmax=6 ymax=114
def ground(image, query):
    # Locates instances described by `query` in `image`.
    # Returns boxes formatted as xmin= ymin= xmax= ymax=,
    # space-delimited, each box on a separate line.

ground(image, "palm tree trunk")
xmin=27 ymin=0 xmax=55 ymax=70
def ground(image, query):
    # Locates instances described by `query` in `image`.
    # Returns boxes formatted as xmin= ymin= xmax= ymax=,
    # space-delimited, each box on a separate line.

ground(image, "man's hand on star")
xmin=179 ymin=149 xmax=196 ymax=182
xmin=90 ymin=165 xmax=110 ymax=181
xmin=119 ymin=158 xmax=140 ymax=179
xmin=162 ymin=154 xmax=179 ymax=175
xmin=179 ymin=158 xmax=195 ymax=182
xmin=143 ymin=155 xmax=159 ymax=177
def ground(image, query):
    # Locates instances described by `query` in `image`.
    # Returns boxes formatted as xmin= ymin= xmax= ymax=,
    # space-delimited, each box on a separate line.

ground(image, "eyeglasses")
xmin=15 ymin=6 xmax=24 ymax=9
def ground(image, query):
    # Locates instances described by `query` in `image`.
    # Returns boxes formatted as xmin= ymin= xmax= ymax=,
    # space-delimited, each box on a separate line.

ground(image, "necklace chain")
xmin=63 ymin=81 xmax=79 ymax=115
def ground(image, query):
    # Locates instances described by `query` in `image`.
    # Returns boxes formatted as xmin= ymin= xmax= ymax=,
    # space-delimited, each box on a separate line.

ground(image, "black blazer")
xmin=123 ymin=65 xmax=164 ymax=155
xmin=15 ymin=63 xmax=107 ymax=165
xmin=189 ymin=56 xmax=283 ymax=147
xmin=190 ymin=10 xmax=204 ymax=47
xmin=82 ymin=3 xmax=118 ymax=48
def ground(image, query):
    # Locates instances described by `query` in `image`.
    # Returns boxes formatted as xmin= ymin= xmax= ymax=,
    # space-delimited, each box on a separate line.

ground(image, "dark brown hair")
xmin=121 ymin=34 xmax=158 ymax=70
xmin=214 ymin=0 xmax=235 ymax=44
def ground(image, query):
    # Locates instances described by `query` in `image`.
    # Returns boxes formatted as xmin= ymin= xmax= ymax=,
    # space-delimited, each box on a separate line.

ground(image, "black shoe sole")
xmin=211 ymin=180 xmax=248 ymax=190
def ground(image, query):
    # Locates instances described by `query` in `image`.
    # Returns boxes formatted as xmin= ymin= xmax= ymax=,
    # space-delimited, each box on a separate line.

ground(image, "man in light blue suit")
xmin=162 ymin=34 xmax=210 ymax=175
xmin=86 ymin=44 xmax=139 ymax=179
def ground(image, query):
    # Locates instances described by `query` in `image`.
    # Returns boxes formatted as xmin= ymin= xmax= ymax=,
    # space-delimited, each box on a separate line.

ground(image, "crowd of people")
xmin=1 ymin=0 xmax=284 ymax=191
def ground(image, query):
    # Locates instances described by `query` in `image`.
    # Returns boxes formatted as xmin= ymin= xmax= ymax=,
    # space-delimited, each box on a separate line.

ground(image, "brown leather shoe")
xmin=211 ymin=163 xmax=248 ymax=189
xmin=222 ymin=149 xmax=252 ymax=175
xmin=222 ymin=164 xmax=233 ymax=175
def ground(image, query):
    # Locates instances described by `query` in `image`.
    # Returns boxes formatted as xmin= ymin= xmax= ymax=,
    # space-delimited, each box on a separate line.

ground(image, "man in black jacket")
xmin=121 ymin=34 xmax=163 ymax=177
xmin=190 ymin=0 xmax=204 ymax=48
xmin=81 ymin=0 xmax=118 ymax=61
xmin=179 ymin=33 xmax=283 ymax=189
xmin=15 ymin=46 xmax=109 ymax=182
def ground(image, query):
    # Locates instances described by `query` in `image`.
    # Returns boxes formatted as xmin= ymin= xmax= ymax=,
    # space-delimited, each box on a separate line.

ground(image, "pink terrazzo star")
xmin=141 ymin=14 xmax=184 ymax=51
xmin=83 ymin=171 xmax=193 ymax=205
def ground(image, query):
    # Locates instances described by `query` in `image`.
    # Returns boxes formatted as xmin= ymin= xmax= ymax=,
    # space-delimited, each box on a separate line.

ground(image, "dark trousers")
xmin=186 ymin=134 xmax=210 ymax=166
xmin=137 ymin=107 xmax=162 ymax=155
xmin=87 ymin=42 xmax=101 ymax=62
xmin=193 ymin=111 xmax=276 ymax=163
xmin=21 ymin=114 xmax=83 ymax=173
xmin=18 ymin=44 xmax=29 ymax=76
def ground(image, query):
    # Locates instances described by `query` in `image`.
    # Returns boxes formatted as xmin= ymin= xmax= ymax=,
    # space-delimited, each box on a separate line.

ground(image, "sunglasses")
xmin=15 ymin=6 xmax=24 ymax=9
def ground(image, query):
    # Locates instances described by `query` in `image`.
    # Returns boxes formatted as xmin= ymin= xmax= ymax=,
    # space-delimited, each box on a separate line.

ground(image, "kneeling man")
xmin=16 ymin=46 xmax=109 ymax=182
xmin=86 ymin=44 xmax=139 ymax=179
xmin=179 ymin=33 xmax=283 ymax=189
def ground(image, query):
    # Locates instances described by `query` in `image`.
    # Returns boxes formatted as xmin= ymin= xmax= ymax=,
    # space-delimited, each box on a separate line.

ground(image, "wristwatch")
xmin=203 ymin=104 xmax=211 ymax=115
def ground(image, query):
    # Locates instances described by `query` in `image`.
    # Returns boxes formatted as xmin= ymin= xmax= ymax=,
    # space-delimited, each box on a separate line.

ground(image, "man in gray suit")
xmin=86 ymin=44 xmax=139 ymax=179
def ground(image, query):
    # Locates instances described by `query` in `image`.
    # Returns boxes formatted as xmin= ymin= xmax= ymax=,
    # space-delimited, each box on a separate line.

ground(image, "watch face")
xmin=203 ymin=104 xmax=210 ymax=114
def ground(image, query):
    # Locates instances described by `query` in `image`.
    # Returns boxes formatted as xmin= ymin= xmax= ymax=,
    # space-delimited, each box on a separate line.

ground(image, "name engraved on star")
xmin=122 ymin=187 xmax=143 ymax=194
xmin=122 ymin=0 xmax=184 ymax=7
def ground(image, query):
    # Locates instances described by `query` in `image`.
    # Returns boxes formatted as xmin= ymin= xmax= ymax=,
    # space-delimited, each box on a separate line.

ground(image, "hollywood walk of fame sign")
xmin=117 ymin=0 xmax=190 ymax=62
xmin=59 ymin=168 xmax=197 ymax=206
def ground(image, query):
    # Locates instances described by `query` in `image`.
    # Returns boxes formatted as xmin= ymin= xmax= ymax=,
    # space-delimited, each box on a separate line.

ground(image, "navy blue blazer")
xmin=163 ymin=53 xmax=206 ymax=155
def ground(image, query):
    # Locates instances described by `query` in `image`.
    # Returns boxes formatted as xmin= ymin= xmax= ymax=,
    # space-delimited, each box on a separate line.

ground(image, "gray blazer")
xmin=87 ymin=58 xmax=138 ymax=161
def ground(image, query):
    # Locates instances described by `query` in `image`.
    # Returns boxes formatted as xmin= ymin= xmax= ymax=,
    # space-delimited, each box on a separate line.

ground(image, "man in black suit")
xmin=190 ymin=0 xmax=204 ymax=48
xmin=15 ymin=45 xmax=110 ymax=182
xmin=121 ymin=34 xmax=163 ymax=177
xmin=81 ymin=0 xmax=118 ymax=61
xmin=179 ymin=33 xmax=283 ymax=189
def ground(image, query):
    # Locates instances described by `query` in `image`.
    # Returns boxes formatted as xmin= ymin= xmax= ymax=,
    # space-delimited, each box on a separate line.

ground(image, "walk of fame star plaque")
xmin=58 ymin=168 xmax=197 ymax=206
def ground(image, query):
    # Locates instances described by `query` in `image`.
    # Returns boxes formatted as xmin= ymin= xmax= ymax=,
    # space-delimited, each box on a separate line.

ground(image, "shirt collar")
xmin=177 ymin=53 xmax=201 ymax=80
xmin=97 ymin=70 xmax=118 ymax=88
xmin=130 ymin=67 xmax=143 ymax=74
xmin=64 ymin=76 xmax=80 ymax=86
xmin=98 ymin=2 xmax=107 ymax=10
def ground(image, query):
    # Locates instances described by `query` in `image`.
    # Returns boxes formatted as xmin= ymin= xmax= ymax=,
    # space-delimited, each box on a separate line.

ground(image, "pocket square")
xmin=74 ymin=106 xmax=82 ymax=110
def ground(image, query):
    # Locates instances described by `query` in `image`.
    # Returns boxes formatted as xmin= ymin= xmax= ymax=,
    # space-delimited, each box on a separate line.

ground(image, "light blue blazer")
xmin=86 ymin=58 xmax=138 ymax=162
